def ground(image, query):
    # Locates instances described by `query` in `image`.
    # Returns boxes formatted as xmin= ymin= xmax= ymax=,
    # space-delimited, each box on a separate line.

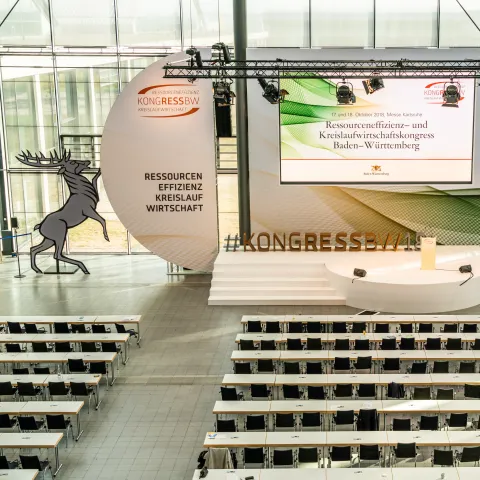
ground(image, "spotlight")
xmin=211 ymin=42 xmax=231 ymax=64
xmin=257 ymin=78 xmax=289 ymax=104
xmin=459 ymin=265 xmax=472 ymax=274
xmin=442 ymin=80 xmax=461 ymax=107
xmin=336 ymin=81 xmax=356 ymax=105
xmin=352 ymin=268 xmax=367 ymax=283
xmin=213 ymin=80 xmax=235 ymax=106
xmin=362 ymin=77 xmax=385 ymax=95
xmin=186 ymin=47 xmax=202 ymax=68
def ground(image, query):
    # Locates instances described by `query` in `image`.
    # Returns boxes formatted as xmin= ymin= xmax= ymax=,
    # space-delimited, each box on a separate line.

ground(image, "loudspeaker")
xmin=10 ymin=217 xmax=18 ymax=229
xmin=459 ymin=265 xmax=472 ymax=273
xmin=353 ymin=268 xmax=367 ymax=278
xmin=214 ymin=99 xmax=233 ymax=138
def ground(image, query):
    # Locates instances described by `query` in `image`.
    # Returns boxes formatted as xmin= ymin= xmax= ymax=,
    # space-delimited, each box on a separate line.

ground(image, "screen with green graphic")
xmin=279 ymin=78 xmax=475 ymax=184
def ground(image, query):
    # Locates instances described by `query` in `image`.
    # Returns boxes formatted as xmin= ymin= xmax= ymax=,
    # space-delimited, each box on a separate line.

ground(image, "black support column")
xmin=233 ymin=0 xmax=251 ymax=240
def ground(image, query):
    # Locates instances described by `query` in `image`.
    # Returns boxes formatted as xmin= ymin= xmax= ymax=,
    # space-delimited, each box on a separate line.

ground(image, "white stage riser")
xmin=210 ymin=286 xmax=338 ymax=297
xmin=211 ymin=278 xmax=330 ymax=288
xmin=212 ymin=264 xmax=328 ymax=277
xmin=208 ymin=296 xmax=346 ymax=306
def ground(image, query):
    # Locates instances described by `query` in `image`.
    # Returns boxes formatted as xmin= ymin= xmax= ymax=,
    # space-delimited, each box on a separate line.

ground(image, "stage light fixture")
xmin=211 ymin=42 xmax=231 ymax=64
xmin=442 ymin=80 xmax=461 ymax=107
xmin=213 ymin=80 xmax=236 ymax=106
xmin=352 ymin=268 xmax=367 ymax=283
xmin=362 ymin=77 xmax=385 ymax=95
xmin=336 ymin=81 xmax=356 ymax=105
xmin=257 ymin=78 xmax=289 ymax=104
xmin=186 ymin=47 xmax=203 ymax=68
xmin=459 ymin=265 xmax=472 ymax=274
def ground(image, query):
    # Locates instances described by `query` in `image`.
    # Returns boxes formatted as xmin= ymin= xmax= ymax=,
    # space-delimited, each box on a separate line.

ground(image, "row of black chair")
xmin=240 ymin=444 xmax=480 ymax=468
xmin=3 ymin=341 xmax=120 ymax=354
xmin=246 ymin=320 xmax=478 ymax=334
xmin=6 ymin=321 xmax=137 ymax=337
xmin=0 ymin=454 xmax=52 ymax=476
xmin=240 ymin=337 xmax=480 ymax=351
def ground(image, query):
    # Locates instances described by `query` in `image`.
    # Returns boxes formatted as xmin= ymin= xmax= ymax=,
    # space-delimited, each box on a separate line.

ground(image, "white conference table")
xmin=0 ymin=432 xmax=63 ymax=476
xmin=192 ymin=471 xmax=326 ymax=480
xmin=0 ymin=471 xmax=39 ymax=480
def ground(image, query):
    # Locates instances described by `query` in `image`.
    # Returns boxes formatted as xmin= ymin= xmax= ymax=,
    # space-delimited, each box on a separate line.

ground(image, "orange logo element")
xmin=371 ymin=165 xmax=381 ymax=172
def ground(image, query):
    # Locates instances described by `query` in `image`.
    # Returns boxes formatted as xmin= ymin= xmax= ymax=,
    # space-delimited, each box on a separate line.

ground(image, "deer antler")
xmin=15 ymin=149 xmax=70 ymax=168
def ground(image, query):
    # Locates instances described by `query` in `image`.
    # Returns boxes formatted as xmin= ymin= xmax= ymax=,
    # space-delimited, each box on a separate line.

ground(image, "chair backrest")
xmin=399 ymin=323 xmax=413 ymax=333
xmin=443 ymin=323 xmax=458 ymax=333
xmin=273 ymin=448 xmax=294 ymax=466
xmin=418 ymin=323 xmax=433 ymax=333
xmin=257 ymin=359 xmax=274 ymax=373
xmin=463 ymin=324 xmax=477 ymax=333
xmin=359 ymin=444 xmax=380 ymax=460
xmin=68 ymin=358 xmax=87 ymax=373
xmin=392 ymin=418 xmax=411 ymax=431
xmin=473 ymin=338 xmax=480 ymax=350
xmin=12 ymin=368 xmax=29 ymax=375
xmin=357 ymin=409 xmax=379 ymax=431
xmin=399 ymin=337 xmax=415 ymax=350
xmin=419 ymin=415 xmax=439 ymax=430
xmin=5 ymin=344 xmax=21 ymax=353
xmin=54 ymin=322 xmax=70 ymax=334
xmin=283 ymin=384 xmax=300 ymax=399
xmin=20 ymin=455 xmax=41 ymax=470
xmin=90 ymin=361 xmax=107 ymax=376
xmin=374 ymin=323 xmax=389 ymax=333
xmin=0 ymin=382 xmax=15 ymax=395
xmin=0 ymin=414 xmax=12 ymax=429
xmin=33 ymin=367 xmax=50 ymax=374
xmin=32 ymin=342 xmax=49 ymax=353
xmin=72 ymin=324 xmax=87 ymax=334
xmin=250 ymin=384 xmax=268 ymax=399
xmin=298 ymin=447 xmax=318 ymax=464
xmin=332 ymin=322 xmax=347 ymax=333
xmin=355 ymin=339 xmax=370 ymax=351
xmin=395 ymin=442 xmax=416 ymax=458
xmin=275 ymin=413 xmax=294 ymax=429
xmin=357 ymin=383 xmax=376 ymax=398
xmin=459 ymin=361 xmax=476 ymax=373
xmin=286 ymin=338 xmax=303 ymax=350
xmin=24 ymin=324 xmax=38 ymax=334
xmin=288 ymin=322 xmax=303 ymax=333
xmin=446 ymin=338 xmax=462 ymax=350
xmin=306 ymin=322 xmax=322 ymax=333
xmin=413 ymin=387 xmax=431 ymax=400
xmin=244 ymin=447 xmax=264 ymax=466
xmin=436 ymin=388 xmax=454 ymax=400
xmin=247 ymin=321 xmax=262 ymax=333
xmin=351 ymin=322 xmax=367 ymax=333
xmin=330 ymin=445 xmax=351 ymax=461
xmin=0 ymin=455 xmax=9 ymax=469
xmin=217 ymin=419 xmax=236 ymax=432
xmin=302 ymin=412 xmax=321 ymax=428
xmin=260 ymin=340 xmax=275 ymax=351
xmin=220 ymin=387 xmax=238 ymax=401
xmin=465 ymin=384 xmax=480 ymax=399
xmin=334 ymin=357 xmax=351 ymax=371
xmin=240 ymin=340 xmax=255 ymax=351
xmin=81 ymin=342 xmax=98 ymax=352
xmin=284 ymin=362 xmax=300 ymax=375
xmin=17 ymin=382 xmax=35 ymax=396
xmin=70 ymin=382 xmax=88 ymax=396
xmin=433 ymin=361 xmax=449 ymax=374
xmin=114 ymin=323 xmax=126 ymax=333
xmin=334 ymin=339 xmax=350 ymax=350
xmin=307 ymin=385 xmax=325 ymax=400
xmin=411 ymin=361 xmax=428 ymax=374
xmin=55 ymin=342 xmax=72 ymax=353
xmin=46 ymin=414 xmax=67 ymax=430
xmin=306 ymin=338 xmax=322 ymax=350
xmin=234 ymin=362 xmax=251 ymax=374
xmin=306 ymin=361 xmax=323 ymax=374
xmin=49 ymin=381 xmax=68 ymax=396
xmin=355 ymin=356 xmax=372 ymax=370
xmin=334 ymin=383 xmax=353 ymax=398
xmin=18 ymin=416 xmax=39 ymax=431
xmin=448 ymin=412 xmax=468 ymax=428
xmin=459 ymin=446 xmax=480 ymax=463
xmin=265 ymin=322 xmax=280 ymax=333
xmin=433 ymin=449 xmax=454 ymax=466
xmin=425 ymin=338 xmax=441 ymax=350
xmin=383 ymin=358 xmax=400 ymax=372
xmin=7 ymin=322 xmax=23 ymax=334
xmin=92 ymin=324 xmax=108 ymax=334
xmin=246 ymin=415 xmax=265 ymax=431
xmin=101 ymin=342 xmax=117 ymax=353
xmin=381 ymin=338 xmax=397 ymax=350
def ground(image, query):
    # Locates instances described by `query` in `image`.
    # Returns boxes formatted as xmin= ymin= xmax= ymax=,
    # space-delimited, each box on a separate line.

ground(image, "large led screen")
xmin=280 ymin=78 xmax=475 ymax=184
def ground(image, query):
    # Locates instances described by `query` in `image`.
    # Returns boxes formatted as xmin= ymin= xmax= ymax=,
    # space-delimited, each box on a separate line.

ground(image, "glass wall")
xmin=0 ymin=0 xmax=478 ymax=255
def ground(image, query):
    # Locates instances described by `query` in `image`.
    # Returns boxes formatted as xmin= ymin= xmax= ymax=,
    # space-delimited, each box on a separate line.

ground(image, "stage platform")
xmin=208 ymin=246 xmax=480 ymax=312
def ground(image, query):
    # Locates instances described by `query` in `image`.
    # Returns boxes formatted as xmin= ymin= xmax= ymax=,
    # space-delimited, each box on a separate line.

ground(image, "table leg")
xmin=110 ymin=362 xmax=116 ymax=386
xmin=75 ymin=413 xmax=84 ymax=441
xmin=95 ymin=382 xmax=102 ymax=409
xmin=137 ymin=324 xmax=141 ymax=346
xmin=53 ymin=446 xmax=63 ymax=477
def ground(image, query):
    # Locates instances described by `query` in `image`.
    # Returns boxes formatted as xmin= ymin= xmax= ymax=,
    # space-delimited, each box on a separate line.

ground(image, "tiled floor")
xmin=2 ymin=253 xmax=479 ymax=479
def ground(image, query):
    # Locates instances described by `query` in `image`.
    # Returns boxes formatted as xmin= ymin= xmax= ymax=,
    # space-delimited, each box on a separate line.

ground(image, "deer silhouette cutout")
xmin=15 ymin=149 xmax=109 ymax=274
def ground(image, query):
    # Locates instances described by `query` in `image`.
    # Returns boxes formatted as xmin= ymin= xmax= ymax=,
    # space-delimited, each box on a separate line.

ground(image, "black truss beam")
xmin=164 ymin=59 xmax=480 ymax=79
